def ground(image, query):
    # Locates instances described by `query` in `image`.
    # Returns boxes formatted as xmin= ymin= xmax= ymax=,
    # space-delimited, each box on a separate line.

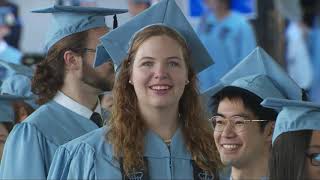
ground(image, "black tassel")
xmin=113 ymin=14 xmax=118 ymax=29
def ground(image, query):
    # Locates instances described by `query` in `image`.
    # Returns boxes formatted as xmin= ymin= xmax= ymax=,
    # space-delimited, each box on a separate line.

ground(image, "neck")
xmin=140 ymin=104 xmax=180 ymax=141
xmin=230 ymin=151 xmax=269 ymax=180
xmin=61 ymin=76 xmax=99 ymax=110
xmin=214 ymin=8 xmax=230 ymax=21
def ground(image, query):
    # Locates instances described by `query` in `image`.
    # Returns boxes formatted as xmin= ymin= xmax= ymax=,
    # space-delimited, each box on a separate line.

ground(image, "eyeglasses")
xmin=209 ymin=115 xmax=268 ymax=133
xmin=305 ymin=152 xmax=320 ymax=166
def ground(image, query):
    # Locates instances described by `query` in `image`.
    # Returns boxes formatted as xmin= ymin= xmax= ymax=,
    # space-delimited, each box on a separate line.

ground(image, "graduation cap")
xmin=0 ymin=60 xmax=34 ymax=81
xmin=261 ymin=98 xmax=320 ymax=144
xmin=1 ymin=74 xmax=38 ymax=109
xmin=32 ymin=5 xmax=128 ymax=52
xmin=202 ymin=47 xmax=302 ymax=109
xmin=95 ymin=0 xmax=214 ymax=73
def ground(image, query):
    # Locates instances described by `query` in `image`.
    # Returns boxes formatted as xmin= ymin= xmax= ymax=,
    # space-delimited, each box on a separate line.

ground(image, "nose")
xmin=220 ymin=122 xmax=237 ymax=138
xmin=154 ymin=63 xmax=168 ymax=80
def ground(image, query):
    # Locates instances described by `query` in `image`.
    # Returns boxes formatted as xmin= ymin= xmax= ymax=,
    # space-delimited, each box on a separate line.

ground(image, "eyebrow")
xmin=138 ymin=56 xmax=183 ymax=61
xmin=309 ymin=145 xmax=320 ymax=149
xmin=214 ymin=112 xmax=251 ymax=118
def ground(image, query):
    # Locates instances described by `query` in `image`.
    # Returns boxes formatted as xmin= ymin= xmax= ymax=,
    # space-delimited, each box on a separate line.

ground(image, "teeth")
xmin=222 ymin=144 xmax=239 ymax=150
xmin=151 ymin=85 xmax=170 ymax=90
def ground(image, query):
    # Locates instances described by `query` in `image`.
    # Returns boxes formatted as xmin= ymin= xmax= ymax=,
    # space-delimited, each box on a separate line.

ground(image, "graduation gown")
xmin=0 ymin=100 xmax=99 ymax=179
xmin=48 ymin=127 xmax=215 ymax=180
xmin=196 ymin=12 xmax=256 ymax=91
xmin=0 ymin=43 xmax=22 ymax=64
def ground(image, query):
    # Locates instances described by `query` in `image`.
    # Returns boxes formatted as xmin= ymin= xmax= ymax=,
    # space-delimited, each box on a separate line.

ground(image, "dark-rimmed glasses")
xmin=209 ymin=115 xmax=268 ymax=133
xmin=305 ymin=152 xmax=320 ymax=166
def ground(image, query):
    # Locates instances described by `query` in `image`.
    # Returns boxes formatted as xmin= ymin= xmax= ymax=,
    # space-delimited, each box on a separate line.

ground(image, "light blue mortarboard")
xmin=1 ymin=74 xmax=38 ymax=109
xmin=202 ymin=47 xmax=302 ymax=108
xmin=261 ymin=98 xmax=320 ymax=144
xmin=95 ymin=0 xmax=214 ymax=73
xmin=32 ymin=5 xmax=128 ymax=53
xmin=0 ymin=60 xmax=34 ymax=81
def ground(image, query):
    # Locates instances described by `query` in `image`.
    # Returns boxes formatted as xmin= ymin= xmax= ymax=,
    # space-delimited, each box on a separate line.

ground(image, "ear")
xmin=264 ymin=121 xmax=275 ymax=143
xmin=63 ymin=50 xmax=82 ymax=71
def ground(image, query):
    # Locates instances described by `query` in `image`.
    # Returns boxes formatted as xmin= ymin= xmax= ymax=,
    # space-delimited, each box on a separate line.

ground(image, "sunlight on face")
xmin=130 ymin=35 xmax=188 ymax=110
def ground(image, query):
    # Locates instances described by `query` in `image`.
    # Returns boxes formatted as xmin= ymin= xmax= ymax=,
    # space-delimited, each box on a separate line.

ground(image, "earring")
xmin=185 ymin=80 xmax=190 ymax=85
xmin=129 ymin=80 xmax=132 ymax=84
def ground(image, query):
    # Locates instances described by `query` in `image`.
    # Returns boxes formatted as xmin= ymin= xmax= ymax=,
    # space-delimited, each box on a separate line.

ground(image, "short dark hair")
xmin=210 ymin=86 xmax=278 ymax=130
xmin=269 ymin=130 xmax=312 ymax=180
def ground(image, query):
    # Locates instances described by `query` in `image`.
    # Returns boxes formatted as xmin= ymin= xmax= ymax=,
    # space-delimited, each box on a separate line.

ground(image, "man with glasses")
xmin=0 ymin=5 xmax=127 ymax=179
xmin=203 ymin=47 xmax=304 ymax=180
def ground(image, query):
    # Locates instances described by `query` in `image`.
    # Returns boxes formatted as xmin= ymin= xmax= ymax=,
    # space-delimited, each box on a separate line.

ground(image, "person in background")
xmin=0 ymin=6 xmax=22 ymax=64
xmin=48 ymin=0 xmax=222 ymax=179
xmin=1 ymin=74 xmax=37 ymax=122
xmin=128 ymin=0 xmax=151 ymax=16
xmin=0 ymin=5 xmax=127 ymax=179
xmin=203 ymin=47 xmax=304 ymax=180
xmin=99 ymin=91 xmax=113 ymax=123
xmin=0 ymin=95 xmax=18 ymax=160
xmin=262 ymin=98 xmax=320 ymax=180
xmin=197 ymin=0 xmax=256 ymax=92
xmin=0 ymin=0 xmax=21 ymax=49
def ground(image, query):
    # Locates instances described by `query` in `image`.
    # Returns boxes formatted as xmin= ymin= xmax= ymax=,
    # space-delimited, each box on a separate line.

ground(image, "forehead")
xmin=310 ymin=131 xmax=320 ymax=146
xmin=134 ymin=35 xmax=184 ymax=58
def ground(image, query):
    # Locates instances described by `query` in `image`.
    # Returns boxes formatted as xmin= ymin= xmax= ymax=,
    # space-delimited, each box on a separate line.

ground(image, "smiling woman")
xmin=47 ymin=0 xmax=222 ymax=179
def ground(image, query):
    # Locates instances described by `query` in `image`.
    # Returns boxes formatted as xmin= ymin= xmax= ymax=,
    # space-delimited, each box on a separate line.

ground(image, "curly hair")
xmin=31 ymin=31 xmax=88 ymax=105
xmin=107 ymin=25 xmax=222 ymax=175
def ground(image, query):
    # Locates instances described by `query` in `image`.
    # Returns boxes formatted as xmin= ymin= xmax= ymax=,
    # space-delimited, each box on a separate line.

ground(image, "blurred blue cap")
xmin=0 ymin=7 xmax=16 ymax=26
xmin=202 ymin=47 xmax=302 ymax=108
xmin=96 ymin=0 xmax=214 ymax=73
xmin=32 ymin=5 xmax=128 ymax=52
xmin=0 ymin=60 xmax=34 ymax=81
xmin=261 ymin=98 xmax=320 ymax=144
xmin=1 ymin=74 xmax=38 ymax=109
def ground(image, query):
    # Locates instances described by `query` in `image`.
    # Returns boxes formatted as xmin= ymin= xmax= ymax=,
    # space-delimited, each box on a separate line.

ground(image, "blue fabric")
xmin=308 ymin=18 xmax=320 ymax=102
xmin=0 ymin=45 xmax=22 ymax=64
xmin=1 ymin=74 xmax=38 ymax=109
xmin=32 ymin=5 xmax=127 ymax=52
xmin=201 ymin=47 xmax=302 ymax=110
xmin=196 ymin=12 xmax=256 ymax=91
xmin=0 ymin=101 xmax=99 ymax=179
xmin=261 ymin=98 xmax=320 ymax=144
xmin=96 ymin=0 xmax=213 ymax=73
xmin=47 ymin=127 xmax=209 ymax=179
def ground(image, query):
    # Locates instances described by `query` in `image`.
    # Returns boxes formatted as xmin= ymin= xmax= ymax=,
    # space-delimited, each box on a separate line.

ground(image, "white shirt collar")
xmin=53 ymin=91 xmax=101 ymax=119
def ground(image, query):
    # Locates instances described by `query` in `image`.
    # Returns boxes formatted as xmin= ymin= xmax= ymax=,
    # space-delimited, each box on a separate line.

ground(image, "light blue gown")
xmin=48 ymin=127 xmax=215 ymax=180
xmin=0 ymin=101 xmax=99 ymax=179
xmin=0 ymin=45 xmax=22 ymax=65
xmin=196 ymin=12 xmax=256 ymax=91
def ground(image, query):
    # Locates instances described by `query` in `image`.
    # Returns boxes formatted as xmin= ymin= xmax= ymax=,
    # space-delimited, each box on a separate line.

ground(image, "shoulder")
xmin=60 ymin=127 xmax=114 ymax=161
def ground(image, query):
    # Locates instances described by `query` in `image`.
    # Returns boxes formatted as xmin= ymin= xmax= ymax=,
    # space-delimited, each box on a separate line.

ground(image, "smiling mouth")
xmin=221 ymin=144 xmax=241 ymax=151
xmin=149 ymin=85 xmax=172 ymax=90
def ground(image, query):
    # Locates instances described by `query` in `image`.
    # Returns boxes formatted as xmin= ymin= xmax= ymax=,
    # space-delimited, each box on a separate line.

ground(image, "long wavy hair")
xmin=107 ymin=25 xmax=221 ymax=175
xmin=31 ymin=31 xmax=88 ymax=105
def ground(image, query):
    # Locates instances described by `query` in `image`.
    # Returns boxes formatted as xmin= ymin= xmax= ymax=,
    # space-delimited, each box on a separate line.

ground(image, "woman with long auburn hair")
xmin=48 ymin=1 xmax=221 ymax=179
